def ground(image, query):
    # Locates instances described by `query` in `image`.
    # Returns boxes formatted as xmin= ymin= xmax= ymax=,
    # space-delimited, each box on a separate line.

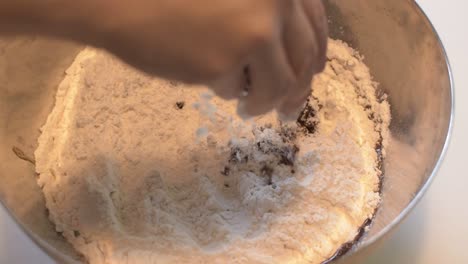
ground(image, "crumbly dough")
xmin=35 ymin=39 xmax=390 ymax=264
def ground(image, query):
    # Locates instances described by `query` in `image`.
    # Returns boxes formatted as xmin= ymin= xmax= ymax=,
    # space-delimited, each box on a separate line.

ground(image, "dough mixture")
xmin=35 ymin=39 xmax=390 ymax=264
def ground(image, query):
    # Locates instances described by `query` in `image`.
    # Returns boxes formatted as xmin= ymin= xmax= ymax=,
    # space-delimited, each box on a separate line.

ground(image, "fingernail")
xmin=278 ymin=110 xmax=299 ymax=123
xmin=278 ymin=97 xmax=308 ymax=122
xmin=236 ymin=100 xmax=253 ymax=120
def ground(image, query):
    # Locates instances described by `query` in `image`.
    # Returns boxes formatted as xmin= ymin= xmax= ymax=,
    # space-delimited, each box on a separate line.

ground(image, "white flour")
xmin=35 ymin=39 xmax=390 ymax=264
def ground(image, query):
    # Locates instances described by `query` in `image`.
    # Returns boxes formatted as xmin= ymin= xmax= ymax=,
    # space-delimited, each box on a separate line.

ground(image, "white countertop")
xmin=1 ymin=0 xmax=467 ymax=263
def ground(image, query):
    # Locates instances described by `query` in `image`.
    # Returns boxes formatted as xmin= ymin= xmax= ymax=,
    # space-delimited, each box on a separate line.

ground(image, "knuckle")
xmin=246 ymin=17 xmax=276 ymax=49
xmin=252 ymin=26 xmax=274 ymax=48
xmin=241 ymin=1 xmax=279 ymax=49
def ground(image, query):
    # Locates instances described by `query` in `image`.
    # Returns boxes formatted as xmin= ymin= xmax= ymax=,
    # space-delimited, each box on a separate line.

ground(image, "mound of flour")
xmin=35 ymin=39 xmax=390 ymax=264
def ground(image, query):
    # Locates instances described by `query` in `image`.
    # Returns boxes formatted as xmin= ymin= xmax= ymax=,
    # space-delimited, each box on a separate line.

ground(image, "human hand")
xmin=0 ymin=0 xmax=327 ymax=116
xmin=91 ymin=0 xmax=327 ymax=117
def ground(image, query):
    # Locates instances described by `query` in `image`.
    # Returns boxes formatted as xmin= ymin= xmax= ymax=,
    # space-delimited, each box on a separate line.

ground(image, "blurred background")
xmin=1 ymin=0 xmax=467 ymax=263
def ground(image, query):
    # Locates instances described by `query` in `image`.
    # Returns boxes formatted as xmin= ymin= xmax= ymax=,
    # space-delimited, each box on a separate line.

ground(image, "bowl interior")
xmin=0 ymin=0 xmax=452 ymax=263
xmin=324 ymin=0 xmax=452 ymax=262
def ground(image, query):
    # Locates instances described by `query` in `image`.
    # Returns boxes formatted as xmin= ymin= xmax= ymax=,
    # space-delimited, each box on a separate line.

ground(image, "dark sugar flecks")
xmin=175 ymin=101 xmax=185 ymax=110
xmin=297 ymin=102 xmax=318 ymax=134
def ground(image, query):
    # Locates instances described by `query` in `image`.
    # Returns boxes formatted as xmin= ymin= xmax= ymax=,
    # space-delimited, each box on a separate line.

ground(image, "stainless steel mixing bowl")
xmin=0 ymin=0 xmax=453 ymax=263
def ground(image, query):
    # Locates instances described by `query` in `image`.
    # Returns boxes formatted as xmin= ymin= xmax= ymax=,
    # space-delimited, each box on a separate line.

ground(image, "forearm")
xmin=0 ymin=0 xmax=104 ymax=44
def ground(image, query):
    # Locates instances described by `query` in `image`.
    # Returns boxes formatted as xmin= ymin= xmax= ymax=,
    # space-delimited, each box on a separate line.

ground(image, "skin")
xmin=0 ymin=0 xmax=327 ymax=117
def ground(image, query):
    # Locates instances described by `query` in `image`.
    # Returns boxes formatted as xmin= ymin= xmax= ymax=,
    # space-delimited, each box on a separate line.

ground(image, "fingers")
xmin=209 ymin=68 xmax=245 ymax=100
xmin=278 ymin=0 xmax=322 ymax=116
xmin=278 ymin=81 xmax=312 ymax=120
xmin=301 ymin=0 xmax=328 ymax=72
xmin=282 ymin=0 xmax=316 ymax=77
xmin=212 ymin=0 xmax=328 ymax=118
xmin=239 ymin=39 xmax=295 ymax=116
